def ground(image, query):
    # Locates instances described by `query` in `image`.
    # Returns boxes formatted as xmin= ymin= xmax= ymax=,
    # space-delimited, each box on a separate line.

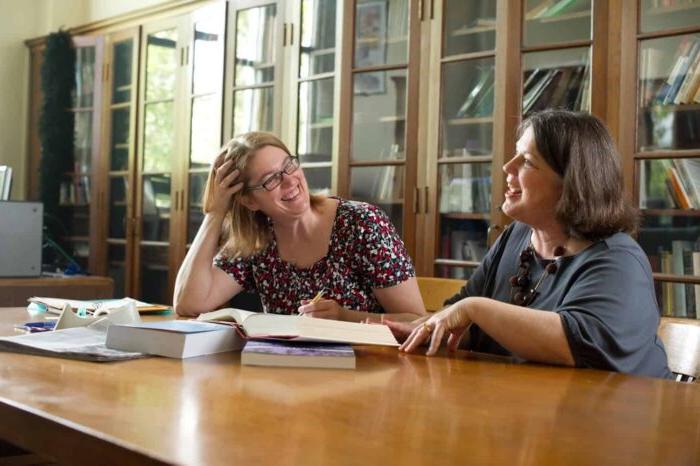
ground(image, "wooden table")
xmin=0 ymin=307 xmax=698 ymax=466
xmin=0 ymin=276 xmax=114 ymax=306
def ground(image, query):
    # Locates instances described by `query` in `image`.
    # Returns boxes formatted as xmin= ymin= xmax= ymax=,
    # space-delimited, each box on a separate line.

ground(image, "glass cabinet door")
xmin=521 ymin=0 xmax=594 ymax=117
xmin=186 ymin=3 xmax=226 ymax=244
xmin=103 ymin=30 xmax=138 ymax=298
xmin=295 ymin=0 xmax=338 ymax=194
xmin=431 ymin=0 xmax=497 ymax=279
xmin=635 ymin=11 xmax=700 ymax=318
xmin=349 ymin=0 xmax=410 ymax=236
xmin=229 ymin=0 xmax=281 ymax=136
xmin=61 ymin=36 xmax=102 ymax=274
xmin=138 ymin=24 xmax=180 ymax=304
xmin=523 ymin=0 xmax=592 ymax=48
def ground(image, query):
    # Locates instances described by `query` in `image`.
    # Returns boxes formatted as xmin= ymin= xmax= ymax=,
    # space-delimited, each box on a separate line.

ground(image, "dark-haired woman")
xmin=389 ymin=109 xmax=671 ymax=378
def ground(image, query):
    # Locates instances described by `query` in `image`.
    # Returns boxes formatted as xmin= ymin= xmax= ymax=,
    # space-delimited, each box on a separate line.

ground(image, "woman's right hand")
xmin=384 ymin=315 xmax=431 ymax=343
xmin=205 ymin=150 xmax=245 ymax=217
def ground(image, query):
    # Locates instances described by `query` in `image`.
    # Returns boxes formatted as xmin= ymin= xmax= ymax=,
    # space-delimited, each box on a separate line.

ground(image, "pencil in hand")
xmin=309 ymin=289 xmax=326 ymax=305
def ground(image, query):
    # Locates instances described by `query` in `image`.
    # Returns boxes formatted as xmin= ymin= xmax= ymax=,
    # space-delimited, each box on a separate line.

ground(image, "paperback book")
xmin=242 ymin=340 xmax=356 ymax=369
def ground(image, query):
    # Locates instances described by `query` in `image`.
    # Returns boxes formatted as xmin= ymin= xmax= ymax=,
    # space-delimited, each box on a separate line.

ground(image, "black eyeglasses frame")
xmin=245 ymin=155 xmax=301 ymax=192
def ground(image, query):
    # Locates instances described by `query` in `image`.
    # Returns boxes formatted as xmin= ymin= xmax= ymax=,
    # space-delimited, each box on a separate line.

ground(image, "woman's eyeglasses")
xmin=246 ymin=156 xmax=300 ymax=192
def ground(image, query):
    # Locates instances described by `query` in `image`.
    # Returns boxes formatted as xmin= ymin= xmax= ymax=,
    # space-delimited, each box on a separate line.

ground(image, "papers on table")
xmin=0 ymin=301 xmax=145 ymax=362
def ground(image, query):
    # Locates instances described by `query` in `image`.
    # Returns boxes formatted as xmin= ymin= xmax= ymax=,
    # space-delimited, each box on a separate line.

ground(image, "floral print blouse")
xmin=214 ymin=197 xmax=415 ymax=314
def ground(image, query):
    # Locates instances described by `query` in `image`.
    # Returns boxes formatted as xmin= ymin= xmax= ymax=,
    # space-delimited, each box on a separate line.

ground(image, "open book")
xmin=197 ymin=308 xmax=399 ymax=347
xmin=29 ymin=297 xmax=171 ymax=315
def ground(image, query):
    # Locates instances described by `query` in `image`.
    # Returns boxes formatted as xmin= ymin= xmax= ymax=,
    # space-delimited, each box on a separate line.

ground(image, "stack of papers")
xmin=28 ymin=297 xmax=171 ymax=315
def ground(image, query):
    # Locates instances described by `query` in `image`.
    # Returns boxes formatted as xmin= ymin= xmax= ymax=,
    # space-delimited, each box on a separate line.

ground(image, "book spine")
xmin=660 ymin=251 xmax=674 ymax=316
xmin=683 ymin=250 xmax=696 ymax=319
xmin=694 ymin=252 xmax=700 ymax=320
xmin=673 ymin=38 xmax=700 ymax=104
xmin=666 ymin=167 xmax=691 ymax=209
xmin=671 ymin=240 xmax=689 ymax=317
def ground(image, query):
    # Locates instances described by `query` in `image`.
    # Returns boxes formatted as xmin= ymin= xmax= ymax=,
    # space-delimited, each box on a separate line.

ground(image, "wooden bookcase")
xmin=618 ymin=0 xmax=700 ymax=319
xmin=23 ymin=0 xmax=700 ymax=317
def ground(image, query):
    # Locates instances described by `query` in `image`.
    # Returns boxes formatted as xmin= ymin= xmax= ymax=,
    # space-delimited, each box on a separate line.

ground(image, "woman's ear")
xmin=238 ymin=193 xmax=260 ymax=212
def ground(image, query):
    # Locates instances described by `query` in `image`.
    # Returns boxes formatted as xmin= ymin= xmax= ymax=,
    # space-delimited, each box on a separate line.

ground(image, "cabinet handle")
xmin=133 ymin=216 xmax=141 ymax=239
xmin=180 ymin=190 xmax=185 ymax=212
xmin=414 ymin=187 xmax=420 ymax=214
xmin=289 ymin=23 xmax=294 ymax=46
xmin=430 ymin=0 xmax=434 ymax=20
xmin=418 ymin=0 xmax=424 ymax=20
xmin=424 ymin=186 xmax=429 ymax=214
xmin=283 ymin=23 xmax=287 ymax=47
xmin=184 ymin=45 xmax=189 ymax=66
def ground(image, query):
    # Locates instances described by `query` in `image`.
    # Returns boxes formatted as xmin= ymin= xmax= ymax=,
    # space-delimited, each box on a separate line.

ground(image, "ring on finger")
xmin=422 ymin=322 xmax=435 ymax=334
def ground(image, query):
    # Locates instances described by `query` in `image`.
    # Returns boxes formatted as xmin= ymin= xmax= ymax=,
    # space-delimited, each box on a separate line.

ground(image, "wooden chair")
xmin=416 ymin=277 xmax=465 ymax=312
xmin=658 ymin=317 xmax=700 ymax=382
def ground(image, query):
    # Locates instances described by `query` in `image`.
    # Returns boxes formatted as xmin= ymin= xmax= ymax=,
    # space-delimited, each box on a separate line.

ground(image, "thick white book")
xmin=106 ymin=321 xmax=244 ymax=358
xmin=242 ymin=340 xmax=356 ymax=369
xmin=196 ymin=308 xmax=399 ymax=347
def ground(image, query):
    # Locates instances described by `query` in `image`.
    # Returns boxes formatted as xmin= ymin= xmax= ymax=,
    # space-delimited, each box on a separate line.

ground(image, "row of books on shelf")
xmin=371 ymin=165 xmax=402 ymax=202
xmin=440 ymin=230 xmax=488 ymax=279
xmin=649 ymin=0 xmax=699 ymax=9
xmin=59 ymin=177 xmax=91 ymax=206
xmin=641 ymin=36 xmax=700 ymax=107
xmin=523 ymin=64 xmax=589 ymax=114
xmin=655 ymin=241 xmax=700 ymax=319
xmin=642 ymin=159 xmax=700 ymax=209
xmin=456 ymin=67 xmax=494 ymax=118
xmin=439 ymin=174 xmax=491 ymax=214
xmin=525 ymin=0 xmax=589 ymax=20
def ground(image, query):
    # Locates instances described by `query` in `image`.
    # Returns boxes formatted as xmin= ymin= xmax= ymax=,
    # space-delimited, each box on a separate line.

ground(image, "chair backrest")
xmin=0 ymin=165 xmax=12 ymax=201
xmin=416 ymin=277 xmax=465 ymax=312
xmin=658 ymin=317 xmax=700 ymax=382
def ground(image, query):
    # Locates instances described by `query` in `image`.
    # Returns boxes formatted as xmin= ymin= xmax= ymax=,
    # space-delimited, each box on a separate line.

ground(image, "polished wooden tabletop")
xmin=0 ymin=307 xmax=698 ymax=466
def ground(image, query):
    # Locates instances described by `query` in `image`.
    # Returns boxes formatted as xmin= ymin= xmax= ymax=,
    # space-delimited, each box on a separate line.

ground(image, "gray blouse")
xmin=445 ymin=221 xmax=672 ymax=379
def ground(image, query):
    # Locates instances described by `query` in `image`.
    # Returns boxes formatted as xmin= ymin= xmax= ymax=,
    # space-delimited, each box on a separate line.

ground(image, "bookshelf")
xmin=54 ymin=35 xmax=103 ymax=275
xmin=26 ymin=0 xmax=694 ymax=309
xmin=340 ymin=0 xmax=416 ymax=241
xmin=415 ymin=0 xmax=499 ymax=280
xmin=619 ymin=0 xmax=700 ymax=319
xmin=98 ymin=29 xmax=139 ymax=299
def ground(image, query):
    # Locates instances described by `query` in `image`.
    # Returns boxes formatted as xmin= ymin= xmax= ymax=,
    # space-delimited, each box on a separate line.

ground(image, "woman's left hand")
xmin=400 ymin=302 xmax=472 ymax=356
xmin=297 ymin=299 xmax=347 ymax=320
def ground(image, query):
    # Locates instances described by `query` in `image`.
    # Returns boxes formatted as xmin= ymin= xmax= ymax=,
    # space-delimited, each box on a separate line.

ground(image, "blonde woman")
xmin=174 ymin=132 xmax=426 ymax=322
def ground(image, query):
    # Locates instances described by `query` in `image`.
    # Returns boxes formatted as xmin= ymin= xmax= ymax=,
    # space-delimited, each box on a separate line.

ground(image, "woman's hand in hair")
xmin=206 ymin=150 xmax=244 ymax=217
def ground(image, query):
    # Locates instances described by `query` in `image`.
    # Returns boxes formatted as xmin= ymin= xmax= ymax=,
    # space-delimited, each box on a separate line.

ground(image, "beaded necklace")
xmin=509 ymin=243 xmax=566 ymax=306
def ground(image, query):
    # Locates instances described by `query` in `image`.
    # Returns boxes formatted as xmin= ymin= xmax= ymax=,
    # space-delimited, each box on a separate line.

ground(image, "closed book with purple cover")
xmin=241 ymin=340 xmax=356 ymax=369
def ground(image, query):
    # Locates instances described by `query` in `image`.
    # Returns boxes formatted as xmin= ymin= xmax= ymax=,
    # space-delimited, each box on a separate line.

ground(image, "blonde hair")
xmin=203 ymin=132 xmax=322 ymax=258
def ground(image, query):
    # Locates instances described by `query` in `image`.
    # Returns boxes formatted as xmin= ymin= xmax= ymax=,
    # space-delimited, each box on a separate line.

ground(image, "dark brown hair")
xmin=519 ymin=109 xmax=638 ymax=241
